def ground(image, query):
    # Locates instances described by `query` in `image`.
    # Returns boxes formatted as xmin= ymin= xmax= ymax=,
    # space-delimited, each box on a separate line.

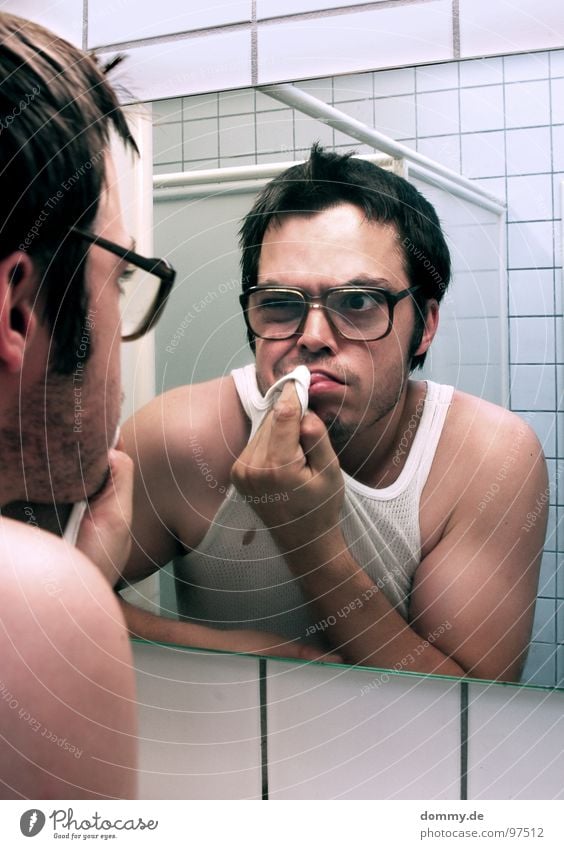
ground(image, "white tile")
xmin=218 ymin=113 xmax=255 ymax=158
xmin=0 ymin=0 xmax=83 ymax=46
xmin=334 ymin=99 xmax=374 ymax=132
xmin=460 ymin=57 xmax=503 ymax=87
xmin=153 ymin=121 xmax=183 ymax=165
xmin=551 ymin=78 xmax=564 ymax=125
xmin=557 ymin=317 xmax=564 ymax=363
xmin=558 ymin=599 xmax=564 ymax=643
xmin=99 ymin=31 xmax=252 ymax=102
xmin=510 ymin=363 xmax=556 ymax=410
xmin=467 ymin=682 xmax=564 ymax=799
xmin=531 ymin=597 xmax=556 ymax=642
xmin=460 ymin=85 xmax=504 ymax=132
xmin=183 ymin=117 xmax=219 ymax=162
xmin=258 ymin=0 xmax=389 ymax=16
xmin=557 ymin=646 xmax=564 ymax=685
xmin=460 ymin=0 xmax=564 ymax=58
xmin=373 ymin=95 xmax=416 ymax=140
xmin=538 ymin=550 xmax=557 ymax=597
xmin=183 ymin=93 xmax=218 ymax=120
xmin=218 ymin=88 xmax=255 ymax=117
xmin=505 ymin=80 xmax=551 ymax=130
xmin=508 ymin=221 xmax=554 ymax=269
xmin=417 ymin=90 xmax=459 ymax=138
xmin=417 ymin=135 xmax=461 ymax=173
xmin=506 ymin=127 xmax=552 ymax=175
xmin=416 ymin=62 xmax=459 ymax=92
xmin=266 ymin=661 xmax=460 ymax=799
xmin=333 ymin=72 xmax=373 ymax=103
xmin=509 ymin=269 xmax=555 ymax=316
xmin=472 ymin=176 xmax=506 ymax=203
xmin=504 ymin=52 xmax=550 ymax=83
xmin=258 ymin=2 xmax=453 ymax=85
xmin=88 ymin=0 xmax=251 ymax=47
xmin=152 ymin=98 xmax=183 ymax=124
xmin=461 ymin=131 xmax=505 ymax=179
xmin=256 ymin=110 xmax=294 ymax=156
xmin=507 ymin=174 xmax=553 ymax=222
xmin=553 ymin=125 xmax=564 ymax=171
xmin=510 ymin=317 xmax=555 ymax=364
xmin=295 ymin=112 xmax=333 ymax=151
xmin=521 ymin=642 xmax=556 ymax=687
xmin=132 ymin=642 xmax=262 ymax=799
xmin=291 ymin=77 xmax=333 ymax=103
xmin=551 ymin=50 xmax=564 ymax=78
xmin=373 ymin=68 xmax=416 ymax=98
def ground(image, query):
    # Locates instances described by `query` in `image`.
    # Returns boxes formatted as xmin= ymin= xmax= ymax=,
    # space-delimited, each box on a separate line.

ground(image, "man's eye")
xmin=118 ymin=266 xmax=135 ymax=293
xmin=339 ymin=291 xmax=382 ymax=311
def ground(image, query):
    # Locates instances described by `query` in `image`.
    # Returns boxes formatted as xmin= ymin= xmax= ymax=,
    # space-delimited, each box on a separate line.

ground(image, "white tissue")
xmin=261 ymin=365 xmax=310 ymax=419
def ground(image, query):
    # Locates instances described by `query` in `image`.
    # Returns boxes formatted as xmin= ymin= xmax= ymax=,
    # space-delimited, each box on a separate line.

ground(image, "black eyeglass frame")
xmin=69 ymin=226 xmax=176 ymax=341
xmin=239 ymin=284 xmax=423 ymax=342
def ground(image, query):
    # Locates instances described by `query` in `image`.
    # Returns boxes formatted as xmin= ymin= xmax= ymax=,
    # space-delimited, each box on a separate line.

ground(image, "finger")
xmin=300 ymin=410 xmax=338 ymax=471
xmin=258 ymin=380 xmax=304 ymax=464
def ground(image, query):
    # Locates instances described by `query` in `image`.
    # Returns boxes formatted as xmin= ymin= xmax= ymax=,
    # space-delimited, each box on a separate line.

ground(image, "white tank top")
xmin=174 ymin=365 xmax=454 ymax=645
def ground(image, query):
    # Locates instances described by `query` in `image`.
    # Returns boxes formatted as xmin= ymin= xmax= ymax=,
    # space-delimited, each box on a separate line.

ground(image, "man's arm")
xmin=231 ymin=382 xmax=547 ymax=680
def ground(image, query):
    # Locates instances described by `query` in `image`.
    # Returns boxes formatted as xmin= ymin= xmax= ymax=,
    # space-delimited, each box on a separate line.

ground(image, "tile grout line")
xmin=259 ymin=658 xmax=269 ymax=800
xmin=460 ymin=681 xmax=469 ymax=800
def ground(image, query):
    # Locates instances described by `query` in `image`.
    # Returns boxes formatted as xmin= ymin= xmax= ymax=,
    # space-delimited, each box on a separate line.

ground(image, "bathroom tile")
xmin=551 ymin=78 xmax=564 ymax=125
xmin=552 ymin=172 xmax=564 ymax=218
xmin=510 ymin=363 xmax=555 ymax=410
xmin=133 ymin=642 xmax=262 ymax=799
xmin=218 ymin=88 xmax=255 ymax=117
xmin=290 ymin=77 xmax=333 ymax=103
xmin=183 ymin=93 xmax=219 ymax=121
xmin=373 ymin=95 xmax=416 ymax=141
xmin=256 ymin=89 xmax=296 ymax=112
xmin=417 ymin=90 xmax=460 ymax=138
xmin=504 ymin=52 xmax=550 ymax=83
xmin=460 ymin=85 xmax=504 ymax=133
xmin=266 ymin=661 xmax=460 ymax=799
xmin=521 ymin=642 xmax=556 ymax=688
xmin=257 ymin=0 xmax=389 ymax=16
xmin=553 ymin=125 xmax=564 ymax=171
xmin=461 ymin=131 xmax=506 ymax=179
xmin=551 ymin=50 xmax=564 ymax=78
xmin=295 ymin=113 xmax=333 ymax=152
xmin=459 ymin=57 xmax=503 ymax=88
xmin=472 ymin=176 xmax=506 ymax=203
xmin=256 ymin=109 xmax=294 ymax=156
xmin=460 ymin=0 xmax=564 ymax=58
xmin=153 ymin=122 xmax=183 ymax=166
xmin=183 ymin=117 xmax=219 ymax=162
xmin=152 ymin=98 xmax=183 ymax=124
xmin=556 ymin=646 xmax=564 ymax=686
xmin=154 ymin=162 xmax=182 ymax=175
xmin=510 ymin=317 xmax=555 ymax=364
xmin=257 ymin=2 xmax=453 ymax=85
xmin=373 ymin=68 xmax=416 ymax=99
xmin=524 ymin=411 xmax=557 ymax=458
xmin=333 ymin=72 xmax=373 ymax=103
xmin=532 ymin=598 xmax=556 ymax=643
xmin=417 ymin=135 xmax=461 ymax=173
xmin=219 ymin=154 xmax=257 ymax=169
xmin=467 ymin=681 xmax=564 ymax=799
xmin=507 ymin=174 xmax=553 ymax=222
xmin=557 ymin=600 xmax=564 ymax=643
xmin=505 ymin=80 xmax=551 ymax=130
xmin=506 ymin=127 xmax=552 ymax=175
xmin=508 ymin=269 xmax=555 ymax=316
xmin=556 ymin=317 xmax=564 ymax=362
xmin=545 ymin=506 xmax=557 ymax=551
xmin=2 ymin=0 xmax=83 ymax=46
xmin=538 ymin=550 xmax=557 ymax=597
xmin=334 ymin=99 xmax=374 ymax=132
xmin=88 ymin=0 xmax=251 ymax=47
xmin=218 ymin=113 xmax=255 ymax=158
xmin=99 ymin=30 xmax=252 ymax=101
xmin=508 ymin=221 xmax=554 ymax=269
xmin=416 ymin=62 xmax=459 ymax=92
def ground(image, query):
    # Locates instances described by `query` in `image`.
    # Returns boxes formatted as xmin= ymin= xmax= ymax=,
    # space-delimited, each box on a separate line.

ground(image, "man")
xmin=0 ymin=13 xmax=177 ymax=798
xmin=122 ymin=145 xmax=547 ymax=682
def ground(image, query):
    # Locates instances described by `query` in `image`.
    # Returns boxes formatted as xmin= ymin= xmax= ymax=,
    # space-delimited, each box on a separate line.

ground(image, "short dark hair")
xmin=239 ymin=143 xmax=451 ymax=370
xmin=0 ymin=13 xmax=137 ymax=373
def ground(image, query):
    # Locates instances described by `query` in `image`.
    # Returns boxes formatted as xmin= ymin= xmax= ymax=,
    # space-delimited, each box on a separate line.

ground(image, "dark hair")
xmin=239 ymin=143 xmax=451 ymax=370
xmin=0 ymin=13 xmax=137 ymax=373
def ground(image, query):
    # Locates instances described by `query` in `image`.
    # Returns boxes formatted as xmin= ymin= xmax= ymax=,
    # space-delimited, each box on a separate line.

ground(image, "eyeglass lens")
xmin=118 ymin=264 xmax=162 ymax=338
xmin=246 ymin=288 xmax=391 ymax=340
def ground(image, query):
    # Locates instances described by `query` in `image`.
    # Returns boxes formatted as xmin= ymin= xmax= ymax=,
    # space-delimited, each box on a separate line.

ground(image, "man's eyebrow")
xmin=258 ymin=276 xmax=395 ymax=289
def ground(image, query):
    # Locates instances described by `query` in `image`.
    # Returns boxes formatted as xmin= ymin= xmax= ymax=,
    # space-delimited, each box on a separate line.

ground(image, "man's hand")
xmin=76 ymin=447 xmax=134 ymax=587
xmin=231 ymin=381 xmax=344 ymax=550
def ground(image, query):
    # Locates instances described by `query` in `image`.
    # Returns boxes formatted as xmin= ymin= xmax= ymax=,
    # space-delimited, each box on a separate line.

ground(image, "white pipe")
xmin=258 ymin=83 xmax=504 ymax=211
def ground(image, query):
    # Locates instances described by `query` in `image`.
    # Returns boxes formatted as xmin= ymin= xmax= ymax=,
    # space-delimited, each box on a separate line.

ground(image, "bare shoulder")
xmin=122 ymin=374 xmax=249 ymax=475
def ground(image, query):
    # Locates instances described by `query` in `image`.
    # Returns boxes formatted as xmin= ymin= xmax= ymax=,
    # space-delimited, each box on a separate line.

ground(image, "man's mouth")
xmin=308 ymin=369 xmax=346 ymax=386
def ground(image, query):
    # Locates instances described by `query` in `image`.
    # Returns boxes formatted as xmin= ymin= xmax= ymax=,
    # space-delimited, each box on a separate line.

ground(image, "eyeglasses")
xmin=240 ymin=285 xmax=422 ymax=342
xmin=69 ymin=226 xmax=176 ymax=341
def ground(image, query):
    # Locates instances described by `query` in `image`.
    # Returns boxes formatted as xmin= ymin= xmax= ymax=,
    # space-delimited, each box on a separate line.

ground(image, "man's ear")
xmin=414 ymin=298 xmax=439 ymax=356
xmin=0 ymin=252 xmax=39 ymax=373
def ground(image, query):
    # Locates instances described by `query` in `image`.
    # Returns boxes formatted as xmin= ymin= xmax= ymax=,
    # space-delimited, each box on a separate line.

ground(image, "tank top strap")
xmin=231 ymin=363 xmax=265 ymax=438
xmin=412 ymin=380 xmax=454 ymax=497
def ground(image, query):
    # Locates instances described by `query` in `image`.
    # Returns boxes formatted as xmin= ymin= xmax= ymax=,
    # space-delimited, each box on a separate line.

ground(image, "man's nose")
xmin=296 ymin=303 xmax=338 ymax=353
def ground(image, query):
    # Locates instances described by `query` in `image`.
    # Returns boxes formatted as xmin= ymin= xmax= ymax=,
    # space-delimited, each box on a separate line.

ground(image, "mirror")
xmin=122 ymin=65 xmax=558 ymax=691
